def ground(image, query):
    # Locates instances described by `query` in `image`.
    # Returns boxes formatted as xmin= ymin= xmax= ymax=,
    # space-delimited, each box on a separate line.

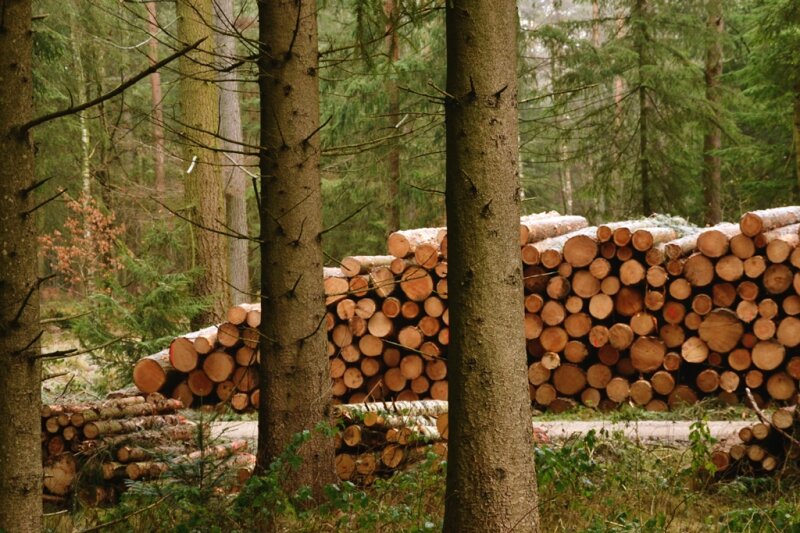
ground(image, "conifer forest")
xmin=3 ymin=0 xmax=800 ymax=531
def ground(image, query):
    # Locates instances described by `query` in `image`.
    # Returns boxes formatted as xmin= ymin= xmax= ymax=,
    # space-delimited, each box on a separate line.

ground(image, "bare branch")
xmin=19 ymin=38 xmax=206 ymax=132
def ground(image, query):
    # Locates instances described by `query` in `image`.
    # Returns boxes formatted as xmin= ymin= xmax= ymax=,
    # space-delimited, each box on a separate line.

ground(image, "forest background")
xmin=31 ymin=0 xmax=800 ymax=386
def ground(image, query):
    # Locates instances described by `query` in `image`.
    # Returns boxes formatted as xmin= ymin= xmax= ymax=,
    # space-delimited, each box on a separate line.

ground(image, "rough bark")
xmin=0 ymin=0 xmax=43 ymax=529
xmin=257 ymin=0 xmax=335 ymax=498
xmin=215 ymin=0 xmax=250 ymax=304
xmin=703 ymin=0 xmax=723 ymax=225
xmin=443 ymin=1 xmax=539 ymax=531
xmin=177 ymin=0 xmax=229 ymax=325
xmin=146 ymin=2 xmax=166 ymax=197
xmin=384 ymin=0 xmax=401 ymax=234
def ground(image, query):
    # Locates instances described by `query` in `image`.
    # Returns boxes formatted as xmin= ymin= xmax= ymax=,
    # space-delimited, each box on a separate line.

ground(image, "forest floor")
xmin=212 ymin=419 xmax=753 ymax=444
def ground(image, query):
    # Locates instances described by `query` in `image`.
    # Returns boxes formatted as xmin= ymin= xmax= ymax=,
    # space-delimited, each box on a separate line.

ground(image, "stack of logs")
xmin=712 ymin=390 xmax=800 ymax=476
xmin=132 ymin=207 xmax=800 ymax=413
xmin=332 ymin=401 xmax=449 ymax=484
xmin=41 ymin=392 xmax=254 ymax=504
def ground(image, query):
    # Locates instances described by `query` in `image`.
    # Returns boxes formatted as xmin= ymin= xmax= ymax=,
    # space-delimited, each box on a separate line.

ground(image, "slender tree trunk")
xmin=146 ymin=2 xmax=166 ymax=198
xmin=215 ymin=0 xmax=250 ymax=304
xmin=634 ymin=0 xmax=652 ymax=216
xmin=591 ymin=0 xmax=606 ymax=216
xmin=176 ymin=0 xmax=229 ymax=325
xmin=384 ymin=0 xmax=401 ymax=234
xmin=794 ymin=83 xmax=800 ymax=196
xmin=0 ymin=1 xmax=43 ymax=531
xmin=443 ymin=1 xmax=538 ymax=531
xmin=256 ymin=0 xmax=335 ymax=499
xmin=703 ymin=0 xmax=723 ymax=225
xmin=612 ymin=12 xmax=625 ymax=218
xmin=69 ymin=7 xmax=92 ymax=199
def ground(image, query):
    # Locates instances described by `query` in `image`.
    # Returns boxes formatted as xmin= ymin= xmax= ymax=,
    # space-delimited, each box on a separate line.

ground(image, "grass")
xmin=534 ymin=399 xmax=758 ymax=423
xmin=44 ymin=427 xmax=800 ymax=533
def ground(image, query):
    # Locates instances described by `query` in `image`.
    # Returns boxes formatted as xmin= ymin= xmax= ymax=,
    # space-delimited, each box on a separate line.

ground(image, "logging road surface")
xmin=211 ymin=419 xmax=754 ymax=444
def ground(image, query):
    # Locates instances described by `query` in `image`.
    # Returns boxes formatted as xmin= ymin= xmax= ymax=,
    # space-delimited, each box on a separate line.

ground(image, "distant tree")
xmin=214 ymin=0 xmax=250 ymax=304
xmin=443 ymin=0 xmax=539 ymax=531
xmin=703 ymin=0 xmax=724 ymax=224
xmin=176 ymin=0 xmax=230 ymax=324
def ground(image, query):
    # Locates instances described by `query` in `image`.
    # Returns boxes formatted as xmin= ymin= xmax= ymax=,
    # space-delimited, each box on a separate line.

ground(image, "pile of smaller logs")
xmin=41 ymin=392 xmax=254 ymax=505
xmin=133 ymin=303 xmax=262 ymax=411
xmin=332 ymin=400 xmax=449 ymax=485
xmin=712 ymin=390 xmax=800 ymax=477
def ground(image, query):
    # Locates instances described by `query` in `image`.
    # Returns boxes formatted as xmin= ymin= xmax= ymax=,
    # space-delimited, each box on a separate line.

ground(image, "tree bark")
xmin=703 ymin=0 xmax=723 ymax=225
xmin=0 ymin=0 xmax=43 ymax=530
xmin=257 ymin=0 xmax=335 ymax=499
xmin=443 ymin=1 xmax=539 ymax=531
xmin=214 ymin=0 xmax=250 ymax=305
xmin=177 ymin=0 xmax=229 ymax=326
xmin=146 ymin=2 xmax=166 ymax=198
xmin=384 ymin=0 xmax=401 ymax=235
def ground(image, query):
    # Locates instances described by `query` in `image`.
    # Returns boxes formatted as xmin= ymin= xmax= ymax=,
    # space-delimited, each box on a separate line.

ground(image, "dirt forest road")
xmin=212 ymin=419 xmax=753 ymax=445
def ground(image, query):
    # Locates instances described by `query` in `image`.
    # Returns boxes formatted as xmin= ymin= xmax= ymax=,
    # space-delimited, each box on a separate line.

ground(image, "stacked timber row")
xmin=133 ymin=207 xmax=800 ymax=412
xmin=332 ymin=400 xmax=449 ymax=485
xmin=133 ymin=303 xmax=262 ymax=411
xmin=41 ymin=392 xmax=254 ymax=505
xmin=712 ymin=390 xmax=800 ymax=476
xmin=132 ymin=213 xmax=591 ymax=406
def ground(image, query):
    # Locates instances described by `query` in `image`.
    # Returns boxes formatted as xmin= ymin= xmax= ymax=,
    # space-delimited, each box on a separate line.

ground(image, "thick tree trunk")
xmin=146 ymin=2 xmax=166 ymax=198
xmin=443 ymin=1 xmax=539 ymax=532
xmin=634 ymin=0 xmax=652 ymax=216
xmin=257 ymin=0 xmax=335 ymax=499
xmin=177 ymin=0 xmax=229 ymax=325
xmin=214 ymin=0 xmax=250 ymax=305
xmin=384 ymin=0 xmax=401 ymax=235
xmin=703 ymin=0 xmax=723 ymax=225
xmin=0 ymin=1 xmax=43 ymax=530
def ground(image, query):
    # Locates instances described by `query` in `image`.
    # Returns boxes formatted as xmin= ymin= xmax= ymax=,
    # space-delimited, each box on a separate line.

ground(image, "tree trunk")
xmin=214 ymin=0 xmax=250 ymax=305
xmin=146 ymin=2 xmax=166 ymax=198
xmin=0 ymin=1 xmax=43 ymax=530
xmin=384 ymin=0 xmax=401 ymax=235
xmin=443 ymin=1 xmax=539 ymax=531
xmin=177 ymin=0 xmax=229 ymax=325
xmin=703 ymin=0 xmax=723 ymax=225
xmin=794 ymin=82 xmax=800 ymax=195
xmin=634 ymin=0 xmax=652 ymax=216
xmin=257 ymin=0 xmax=335 ymax=499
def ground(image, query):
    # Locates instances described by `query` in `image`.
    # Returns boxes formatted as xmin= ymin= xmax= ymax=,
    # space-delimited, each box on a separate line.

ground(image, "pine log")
xmin=521 ymin=215 xmax=588 ymax=245
xmin=696 ymin=223 xmax=740 ymax=258
xmin=739 ymin=206 xmax=800 ymax=237
xmin=387 ymin=227 xmax=446 ymax=259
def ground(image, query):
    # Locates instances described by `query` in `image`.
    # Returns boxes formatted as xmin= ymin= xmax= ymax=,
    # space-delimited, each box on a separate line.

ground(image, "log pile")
xmin=132 ymin=207 xmax=800 ymax=413
xmin=712 ymin=390 xmax=800 ymax=476
xmin=41 ymin=392 xmax=254 ymax=504
xmin=332 ymin=400 xmax=449 ymax=485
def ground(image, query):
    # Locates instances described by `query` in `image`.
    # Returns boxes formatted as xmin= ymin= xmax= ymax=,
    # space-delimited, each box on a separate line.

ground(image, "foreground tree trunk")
xmin=256 ymin=0 xmax=335 ymax=498
xmin=215 ymin=0 xmax=250 ymax=304
xmin=0 ymin=1 xmax=43 ymax=530
xmin=443 ymin=1 xmax=539 ymax=531
xmin=703 ymin=0 xmax=723 ymax=225
xmin=176 ymin=0 xmax=229 ymax=325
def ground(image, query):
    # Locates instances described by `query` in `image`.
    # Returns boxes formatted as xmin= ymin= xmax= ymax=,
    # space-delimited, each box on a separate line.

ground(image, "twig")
xmin=77 ymin=496 xmax=170 ymax=533
xmin=34 ymin=335 xmax=128 ymax=360
xmin=320 ymin=202 xmax=370 ymax=236
xmin=745 ymin=387 xmax=800 ymax=448
xmin=19 ymin=39 xmax=206 ymax=132
xmin=18 ymin=188 xmax=67 ymax=218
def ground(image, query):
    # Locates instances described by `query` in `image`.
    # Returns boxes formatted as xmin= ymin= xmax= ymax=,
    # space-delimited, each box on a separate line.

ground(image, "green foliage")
xmin=684 ymin=419 xmax=718 ymax=478
xmin=718 ymin=499 xmax=800 ymax=532
xmin=69 ymin=226 xmax=205 ymax=389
